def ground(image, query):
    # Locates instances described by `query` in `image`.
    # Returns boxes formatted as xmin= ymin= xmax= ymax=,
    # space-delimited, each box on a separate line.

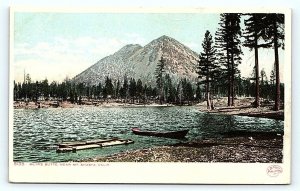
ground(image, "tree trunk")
xmin=254 ymin=44 xmax=260 ymax=108
xmin=231 ymin=75 xmax=234 ymax=106
xmin=227 ymin=60 xmax=232 ymax=107
xmin=206 ymin=82 xmax=211 ymax=110
xmin=211 ymin=83 xmax=215 ymax=110
xmin=230 ymin=50 xmax=235 ymax=107
xmin=274 ymin=21 xmax=280 ymax=111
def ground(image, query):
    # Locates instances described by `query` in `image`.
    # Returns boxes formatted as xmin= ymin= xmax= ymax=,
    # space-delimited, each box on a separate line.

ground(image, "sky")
xmin=13 ymin=11 xmax=284 ymax=83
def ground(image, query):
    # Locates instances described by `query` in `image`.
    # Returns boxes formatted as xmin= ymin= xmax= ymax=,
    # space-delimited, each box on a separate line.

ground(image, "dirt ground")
xmin=196 ymin=97 xmax=284 ymax=120
xmin=80 ymin=133 xmax=283 ymax=163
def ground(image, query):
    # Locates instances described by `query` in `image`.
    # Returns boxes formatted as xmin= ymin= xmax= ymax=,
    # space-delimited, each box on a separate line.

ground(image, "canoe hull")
xmin=131 ymin=128 xmax=188 ymax=139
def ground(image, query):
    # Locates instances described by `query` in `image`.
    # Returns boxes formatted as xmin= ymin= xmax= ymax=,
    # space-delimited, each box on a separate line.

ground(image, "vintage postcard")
xmin=9 ymin=7 xmax=291 ymax=184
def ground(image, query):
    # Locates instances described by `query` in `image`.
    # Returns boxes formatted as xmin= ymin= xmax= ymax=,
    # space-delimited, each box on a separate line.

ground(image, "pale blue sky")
xmin=13 ymin=12 xmax=284 ymax=83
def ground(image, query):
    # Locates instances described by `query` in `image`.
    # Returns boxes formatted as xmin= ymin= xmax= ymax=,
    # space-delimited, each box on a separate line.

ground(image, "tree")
xmin=164 ymin=74 xmax=176 ymax=103
xmin=115 ymin=80 xmax=120 ymax=99
xmin=129 ymin=78 xmax=136 ymax=103
xmin=41 ymin=79 xmax=49 ymax=100
xmin=243 ymin=13 xmax=272 ymax=107
xmin=198 ymin=30 xmax=218 ymax=109
xmin=177 ymin=80 xmax=183 ymax=105
xmin=155 ymin=56 xmax=166 ymax=104
xmin=262 ymin=14 xmax=285 ymax=111
xmin=215 ymin=13 xmax=243 ymax=106
xmin=267 ymin=66 xmax=276 ymax=101
xmin=96 ymin=82 xmax=102 ymax=99
xmin=120 ymin=76 xmax=129 ymax=102
xmin=195 ymin=84 xmax=201 ymax=102
xmin=260 ymin=68 xmax=269 ymax=99
xmin=270 ymin=68 xmax=276 ymax=86
xmin=103 ymin=76 xmax=114 ymax=99
xmin=184 ymin=81 xmax=194 ymax=105
xmin=180 ymin=78 xmax=194 ymax=105
xmin=136 ymin=79 xmax=143 ymax=103
xmin=260 ymin=69 xmax=267 ymax=85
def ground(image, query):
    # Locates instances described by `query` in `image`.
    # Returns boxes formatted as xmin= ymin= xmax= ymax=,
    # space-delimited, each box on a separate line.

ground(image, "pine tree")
xmin=198 ymin=30 xmax=218 ymax=109
xmin=136 ymin=79 xmax=143 ymax=103
xmin=185 ymin=81 xmax=194 ymax=105
xmin=195 ymin=84 xmax=201 ymax=102
xmin=177 ymin=80 xmax=183 ymax=105
xmin=215 ymin=13 xmax=243 ymax=106
xmin=243 ymin=13 xmax=272 ymax=107
xmin=270 ymin=68 xmax=276 ymax=86
xmin=120 ymin=76 xmax=129 ymax=102
xmin=260 ymin=68 xmax=268 ymax=99
xmin=155 ymin=56 xmax=166 ymax=104
xmin=262 ymin=14 xmax=284 ymax=111
xmin=96 ymin=82 xmax=102 ymax=99
xmin=103 ymin=76 xmax=114 ymax=99
xmin=115 ymin=80 xmax=120 ymax=99
xmin=164 ymin=74 xmax=176 ymax=103
xmin=129 ymin=78 xmax=136 ymax=103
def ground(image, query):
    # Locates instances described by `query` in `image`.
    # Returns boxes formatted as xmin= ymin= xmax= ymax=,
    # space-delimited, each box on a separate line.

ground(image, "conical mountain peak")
xmin=149 ymin=35 xmax=180 ymax=45
xmin=73 ymin=35 xmax=199 ymax=86
xmin=156 ymin=35 xmax=175 ymax=41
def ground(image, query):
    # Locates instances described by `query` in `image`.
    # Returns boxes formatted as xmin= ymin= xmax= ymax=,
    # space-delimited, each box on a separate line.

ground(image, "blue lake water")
xmin=13 ymin=106 xmax=284 ymax=162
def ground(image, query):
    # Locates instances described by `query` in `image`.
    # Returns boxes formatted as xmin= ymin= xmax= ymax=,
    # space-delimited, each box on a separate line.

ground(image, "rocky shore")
xmin=80 ymin=132 xmax=283 ymax=163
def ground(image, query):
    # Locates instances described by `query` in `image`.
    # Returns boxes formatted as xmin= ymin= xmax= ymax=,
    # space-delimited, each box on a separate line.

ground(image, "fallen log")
xmin=56 ymin=138 xmax=134 ymax=153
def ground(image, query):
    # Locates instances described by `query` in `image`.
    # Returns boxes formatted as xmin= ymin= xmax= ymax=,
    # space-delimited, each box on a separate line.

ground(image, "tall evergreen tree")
xmin=164 ymin=74 xmax=176 ymax=103
xmin=129 ymin=78 xmax=136 ymax=103
xmin=155 ymin=56 xmax=166 ymax=104
xmin=103 ymin=76 xmax=114 ymax=99
xmin=115 ymin=80 xmax=120 ymax=99
xmin=262 ymin=14 xmax=285 ymax=111
xmin=270 ymin=68 xmax=276 ymax=86
xmin=177 ymin=80 xmax=183 ymax=105
xmin=136 ymin=79 xmax=143 ymax=103
xmin=96 ymin=82 xmax=102 ymax=99
xmin=120 ymin=76 xmax=129 ymax=102
xmin=195 ymin=84 xmax=201 ymax=102
xmin=243 ymin=13 xmax=271 ymax=107
xmin=198 ymin=30 xmax=218 ymax=110
xmin=215 ymin=13 xmax=243 ymax=106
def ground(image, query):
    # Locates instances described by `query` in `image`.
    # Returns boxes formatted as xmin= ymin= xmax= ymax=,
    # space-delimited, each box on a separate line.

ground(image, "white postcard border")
xmin=9 ymin=7 xmax=292 ymax=184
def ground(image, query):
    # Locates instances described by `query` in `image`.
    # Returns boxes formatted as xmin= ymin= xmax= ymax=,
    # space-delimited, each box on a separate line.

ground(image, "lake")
xmin=13 ymin=106 xmax=284 ymax=162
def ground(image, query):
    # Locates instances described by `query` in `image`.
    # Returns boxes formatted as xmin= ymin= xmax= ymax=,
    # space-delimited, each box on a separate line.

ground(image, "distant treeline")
xmin=13 ymin=72 xmax=283 ymax=105
xmin=14 ymin=74 xmax=196 ymax=105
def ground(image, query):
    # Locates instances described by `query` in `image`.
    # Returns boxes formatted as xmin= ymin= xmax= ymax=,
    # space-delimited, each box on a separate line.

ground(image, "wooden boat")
xmin=56 ymin=138 xmax=134 ymax=153
xmin=131 ymin=128 xmax=189 ymax=139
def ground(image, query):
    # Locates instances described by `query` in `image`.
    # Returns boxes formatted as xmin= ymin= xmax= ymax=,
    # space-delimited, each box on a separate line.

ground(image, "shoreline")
xmin=195 ymin=97 xmax=284 ymax=120
xmin=80 ymin=132 xmax=283 ymax=163
xmin=13 ymin=100 xmax=175 ymax=109
xmin=13 ymin=97 xmax=284 ymax=120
